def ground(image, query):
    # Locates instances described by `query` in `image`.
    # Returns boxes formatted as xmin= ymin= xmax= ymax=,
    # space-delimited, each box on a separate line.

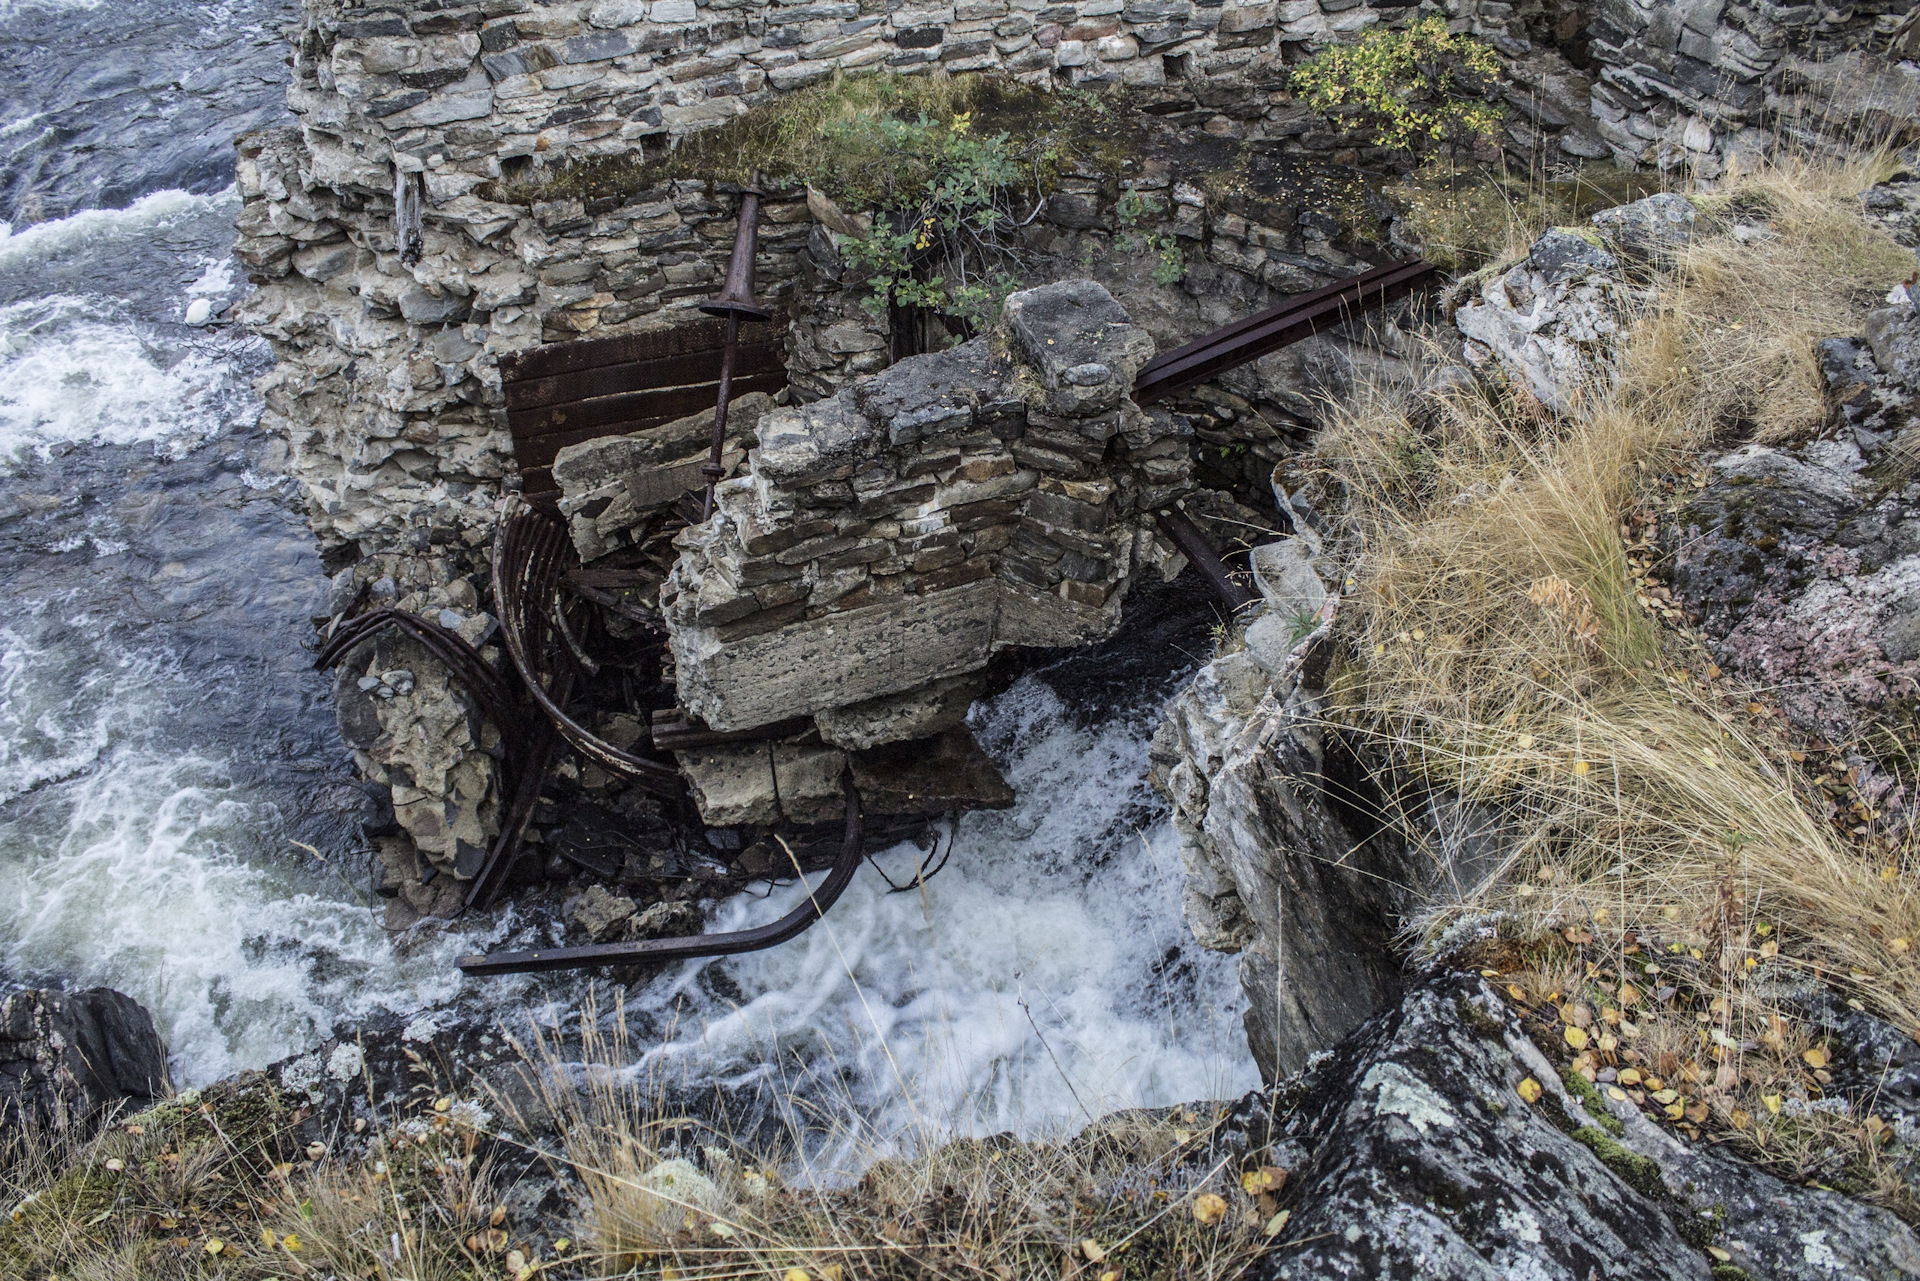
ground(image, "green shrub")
xmin=1290 ymin=19 xmax=1503 ymax=153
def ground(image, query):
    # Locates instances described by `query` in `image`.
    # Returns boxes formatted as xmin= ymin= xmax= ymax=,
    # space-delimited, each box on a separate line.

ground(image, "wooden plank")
xmin=498 ymin=319 xmax=777 ymax=384
xmin=504 ymin=342 xmax=783 ymax=413
xmin=507 ymin=369 xmax=787 ymax=445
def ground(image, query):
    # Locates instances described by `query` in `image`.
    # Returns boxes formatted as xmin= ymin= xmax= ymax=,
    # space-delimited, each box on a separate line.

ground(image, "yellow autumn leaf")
xmin=1098 ymin=1270 xmax=1122 ymax=1281
xmin=1763 ymin=1094 xmax=1782 ymax=1115
xmin=1516 ymin=1077 xmax=1543 ymax=1104
xmin=1263 ymin=1209 xmax=1292 ymax=1237
xmin=282 ymin=1234 xmax=302 ymax=1253
xmin=1564 ymin=1026 xmax=1590 ymax=1050
xmin=1804 ymin=1045 xmax=1830 ymax=1069
xmin=204 ymin=1239 xmax=225 ymax=1256
xmin=1892 ymin=938 xmax=1911 ymax=954
xmin=1081 ymin=1240 xmax=1107 ymax=1263
xmin=1192 ymin=1193 xmax=1228 ymax=1225
xmin=784 ymin=1269 xmax=811 ymax=1281
xmin=1572 ymin=759 xmax=1590 ymax=776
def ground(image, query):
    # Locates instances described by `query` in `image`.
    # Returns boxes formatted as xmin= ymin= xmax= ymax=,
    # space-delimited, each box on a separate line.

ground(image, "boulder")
xmin=0 ymin=987 xmax=170 ymax=1127
xmin=1590 ymin=192 xmax=1699 ymax=267
xmin=1454 ymin=229 xmax=1646 ymax=413
xmin=1230 ymin=972 xmax=1920 ymax=1280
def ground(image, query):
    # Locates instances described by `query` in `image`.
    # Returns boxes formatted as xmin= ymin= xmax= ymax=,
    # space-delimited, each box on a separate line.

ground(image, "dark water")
xmin=0 ymin=0 xmax=1255 ymax=1131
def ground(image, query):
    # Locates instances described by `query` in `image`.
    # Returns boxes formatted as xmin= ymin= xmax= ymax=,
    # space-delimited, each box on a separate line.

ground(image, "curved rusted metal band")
xmin=491 ymin=502 xmax=683 ymax=795
xmin=314 ymin=606 xmax=523 ymax=742
xmin=455 ymin=770 xmax=864 ymax=975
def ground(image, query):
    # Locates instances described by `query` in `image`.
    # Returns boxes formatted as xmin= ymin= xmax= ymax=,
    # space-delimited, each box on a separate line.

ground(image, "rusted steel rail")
xmin=1154 ymin=508 xmax=1259 ymax=612
xmin=457 ymin=769 xmax=865 ymax=975
xmin=1133 ymin=257 xmax=1437 ymax=405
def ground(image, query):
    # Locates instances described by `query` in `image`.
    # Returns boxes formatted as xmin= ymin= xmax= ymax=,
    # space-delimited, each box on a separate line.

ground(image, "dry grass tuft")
xmin=486 ymin=993 xmax=1271 ymax=1280
xmin=1315 ymin=148 xmax=1920 ymax=1210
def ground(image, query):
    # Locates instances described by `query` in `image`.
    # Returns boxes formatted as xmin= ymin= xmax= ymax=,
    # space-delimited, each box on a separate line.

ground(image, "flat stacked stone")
xmin=662 ymin=279 xmax=1191 ymax=747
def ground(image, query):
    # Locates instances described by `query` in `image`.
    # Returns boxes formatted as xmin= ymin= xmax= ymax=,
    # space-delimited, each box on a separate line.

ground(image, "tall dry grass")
xmin=1317 ymin=149 xmax=1920 ymax=1031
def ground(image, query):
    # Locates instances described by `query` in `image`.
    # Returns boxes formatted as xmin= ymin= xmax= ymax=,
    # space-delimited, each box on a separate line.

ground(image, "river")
xmin=0 ymin=0 xmax=1255 ymax=1144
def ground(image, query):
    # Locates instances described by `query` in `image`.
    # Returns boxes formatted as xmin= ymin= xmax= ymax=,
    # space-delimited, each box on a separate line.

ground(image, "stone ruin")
xmin=547 ymin=277 xmax=1190 ymax=824
xmin=233 ymin=0 xmax=1917 ymax=926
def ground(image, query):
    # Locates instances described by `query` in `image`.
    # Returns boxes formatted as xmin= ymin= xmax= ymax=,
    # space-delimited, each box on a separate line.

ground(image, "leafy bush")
xmin=1290 ymin=19 xmax=1503 ymax=153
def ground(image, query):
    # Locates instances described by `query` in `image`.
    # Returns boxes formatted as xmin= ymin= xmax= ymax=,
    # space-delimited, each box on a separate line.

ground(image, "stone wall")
xmin=1459 ymin=0 xmax=1919 ymax=178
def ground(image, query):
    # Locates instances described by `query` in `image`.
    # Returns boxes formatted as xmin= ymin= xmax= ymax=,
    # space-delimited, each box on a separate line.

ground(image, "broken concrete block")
xmin=569 ymin=884 xmax=637 ymax=942
xmin=677 ymin=740 xmax=846 ymax=826
xmin=815 ymin=672 xmax=985 ymax=750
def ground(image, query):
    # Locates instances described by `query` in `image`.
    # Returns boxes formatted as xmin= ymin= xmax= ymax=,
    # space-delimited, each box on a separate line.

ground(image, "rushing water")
xmin=0 ymin=0 xmax=1256 ymax=1131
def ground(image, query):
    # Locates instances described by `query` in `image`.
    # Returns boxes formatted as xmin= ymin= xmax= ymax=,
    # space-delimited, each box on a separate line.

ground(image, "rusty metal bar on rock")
xmin=1132 ymin=258 xmax=1438 ymax=406
xmin=456 ymin=770 xmax=865 ymax=975
xmin=1155 ymin=507 xmax=1259 ymax=613
xmin=492 ymin=502 xmax=684 ymax=796
xmin=698 ymin=183 xmax=773 ymax=520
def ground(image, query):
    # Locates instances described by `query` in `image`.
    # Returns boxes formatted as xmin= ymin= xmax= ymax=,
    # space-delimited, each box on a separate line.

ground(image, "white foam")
xmin=629 ymin=676 xmax=1255 ymax=1154
xmin=0 ymin=738 xmax=481 ymax=1083
xmin=0 ymin=294 xmax=249 ymax=467
xmin=0 ymin=189 xmax=227 ymax=272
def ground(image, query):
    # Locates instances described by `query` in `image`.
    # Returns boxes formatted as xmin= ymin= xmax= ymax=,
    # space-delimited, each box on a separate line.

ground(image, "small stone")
xmin=183 ymin=298 xmax=215 ymax=326
xmin=569 ymin=884 xmax=637 ymax=942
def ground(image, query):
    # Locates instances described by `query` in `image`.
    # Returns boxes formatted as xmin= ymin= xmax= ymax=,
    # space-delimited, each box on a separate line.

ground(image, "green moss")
xmin=1570 ymin=1125 xmax=1666 ymax=1201
xmin=486 ymin=71 xmax=1125 ymax=214
xmin=1557 ymin=1067 xmax=1625 ymax=1138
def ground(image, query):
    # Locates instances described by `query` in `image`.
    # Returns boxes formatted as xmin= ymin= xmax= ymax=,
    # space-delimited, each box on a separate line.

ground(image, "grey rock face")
xmin=1454 ymin=229 xmax=1645 ymax=413
xmin=0 ymin=987 xmax=170 ymax=1127
xmin=1231 ymin=973 xmax=1920 ymax=1281
xmin=663 ymin=281 xmax=1188 ymax=774
xmin=1665 ymin=302 xmax=1920 ymax=740
xmin=1591 ymin=192 xmax=1700 ymax=266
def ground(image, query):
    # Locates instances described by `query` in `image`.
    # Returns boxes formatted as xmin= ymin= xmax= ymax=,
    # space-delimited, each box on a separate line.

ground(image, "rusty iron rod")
xmin=456 ymin=769 xmax=865 ymax=976
xmin=1155 ymin=507 xmax=1258 ymax=613
xmin=699 ymin=184 xmax=772 ymax=520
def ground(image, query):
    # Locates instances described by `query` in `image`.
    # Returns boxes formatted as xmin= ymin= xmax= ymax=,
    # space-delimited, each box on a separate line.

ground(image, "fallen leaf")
xmin=1507 ymin=984 xmax=1528 ymax=1002
xmin=1098 ymin=1270 xmax=1122 ymax=1281
xmin=1709 ymin=1246 xmax=1731 ymax=1262
xmin=1803 ymin=1045 xmax=1831 ymax=1069
xmin=1240 ymin=1166 xmax=1287 ymax=1196
xmin=553 ymin=1238 xmax=570 ymax=1254
xmin=204 ymin=1239 xmax=226 ymax=1256
xmin=1893 ymin=938 xmax=1911 ymax=954
xmin=1651 ymin=1089 xmax=1679 ymax=1104
xmin=1081 ymin=1240 xmax=1107 ymax=1263
xmin=783 ymin=1269 xmax=809 ymax=1281
xmin=1763 ymin=1094 xmax=1782 ymax=1115
xmin=1517 ymin=1077 xmax=1543 ymax=1104
xmin=1263 ymin=1209 xmax=1291 ymax=1237
xmin=821 ymin=1268 xmax=845 ymax=1281
xmin=1617 ymin=1068 xmax=1642 ymax=1086
xmin=103 ymin=1159 xmax=124 ymax=1172
xmin=283 ymin=1234 xmax=302 ymax=1253
xmin=1192 ymin=1193 xmax=1228 ymax=1225
xmin=1564 ymin=1026 xmax=1590 ymax=1050
xmin=304 ymin=1141 xmax=327 ymax=1161
xmin=490 ymin=1205 xmax=508 ymax=1227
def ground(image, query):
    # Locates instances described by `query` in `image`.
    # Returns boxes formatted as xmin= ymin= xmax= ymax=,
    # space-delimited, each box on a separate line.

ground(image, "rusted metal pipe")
xmin=456 ymin=769 xmax=865 ymax=976
xmin=1155 ymin=507 xmax=1259 ymax=613
xmin=698 ymin=183 xmax=773 ymax=520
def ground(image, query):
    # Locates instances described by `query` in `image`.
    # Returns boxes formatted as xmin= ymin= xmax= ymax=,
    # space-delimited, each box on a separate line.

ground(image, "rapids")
xmin=0 ymin=0 xmax=1256 ymax=1136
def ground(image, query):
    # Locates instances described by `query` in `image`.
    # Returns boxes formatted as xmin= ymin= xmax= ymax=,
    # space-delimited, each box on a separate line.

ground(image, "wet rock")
xmin=630 ymin=899 xmax=703 ymax=940
xmin=568 ymin=884 xmax=637 ymax=943
xmin=0 ymin=987 xmax=170 ymax=1127
xmin=1231 ymin=973 xmax=1920 ymax=1281
xmin=1152 ymin=644 xmax=1426 ymax=1080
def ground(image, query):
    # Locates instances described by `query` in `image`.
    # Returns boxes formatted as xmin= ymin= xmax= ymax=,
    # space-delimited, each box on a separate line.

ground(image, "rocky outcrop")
xmin=0 ymin=987 xmax=170 ymax=1127
xmin=1664 ymin=203 xmax=1920 ymax=745
xmin=1228 ymin=971 xmax=1920 ymax=1280
xmin=665 ymin=280 xmax=1191 ymax=741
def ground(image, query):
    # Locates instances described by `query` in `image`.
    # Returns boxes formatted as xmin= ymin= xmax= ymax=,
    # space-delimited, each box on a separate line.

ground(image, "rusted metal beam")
xmin=1155 ymin=507 xmax=1259 ymax=613
xmin=1133 ymin=257 xmax=1438 ymax=405
xmin=648 ymin=707 xmax=812 ymax=751
xmin=456 ymin=770 xmax=865 ymax=976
